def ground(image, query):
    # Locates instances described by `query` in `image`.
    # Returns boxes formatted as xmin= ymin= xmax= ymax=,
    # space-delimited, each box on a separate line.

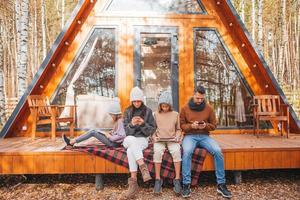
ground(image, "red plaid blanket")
xmin=72 ymin=145 xmax=207 ymax=186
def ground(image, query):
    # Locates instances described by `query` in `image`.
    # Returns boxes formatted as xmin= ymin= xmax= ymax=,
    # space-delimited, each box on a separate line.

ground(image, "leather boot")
xmin=139 ymin=163 xmax=151 ymax=182
xmin=124 ymin=178 xmax=139 ymax=199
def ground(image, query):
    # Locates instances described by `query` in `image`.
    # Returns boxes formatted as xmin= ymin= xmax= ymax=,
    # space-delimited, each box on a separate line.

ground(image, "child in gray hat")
xmin=62 ymin=100 xmax=125 ymax=148
xmin=152 ymin=90 xmax=182 ymax=195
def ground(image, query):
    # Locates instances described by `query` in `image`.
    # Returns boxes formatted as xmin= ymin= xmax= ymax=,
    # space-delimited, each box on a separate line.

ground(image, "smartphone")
xmin=198 ymin=121 xmax=205 ymax=125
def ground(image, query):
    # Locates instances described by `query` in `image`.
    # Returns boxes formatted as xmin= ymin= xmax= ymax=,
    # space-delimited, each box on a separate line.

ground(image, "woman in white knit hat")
xmin=122 ymin=86 xmax=157 ymax=199
xmin=62 ymin=99 xmax=125 ymax=148
xmin=152 ymin=90 xmax=182 ymax=195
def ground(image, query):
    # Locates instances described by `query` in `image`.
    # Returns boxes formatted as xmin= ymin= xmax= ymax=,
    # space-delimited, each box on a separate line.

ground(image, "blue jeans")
xmin=182 ymin=134 xmax=225 ymax=185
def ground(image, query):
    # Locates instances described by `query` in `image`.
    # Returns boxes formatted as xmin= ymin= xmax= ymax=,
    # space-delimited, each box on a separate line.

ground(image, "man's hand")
xmin=197 ymin=121 xmax=206 ymax=129
xmin=191 ymin=121 xmax=199 ymax=129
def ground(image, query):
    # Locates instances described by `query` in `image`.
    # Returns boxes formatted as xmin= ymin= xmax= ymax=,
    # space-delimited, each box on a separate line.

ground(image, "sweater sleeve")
xmin=109 ymin=119 xmax=126 ymax=142
xmin=204 ymin=108 xmax=217 ymax=131
xmin=140 ymin=109 xmax=157 ymax=137
xmin=123 ymin=108 xmax=138 ymax=136
xmin=180 ymin=107 xmax=192 ymax=133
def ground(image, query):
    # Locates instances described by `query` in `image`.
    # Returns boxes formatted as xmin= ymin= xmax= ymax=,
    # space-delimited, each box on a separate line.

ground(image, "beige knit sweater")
xmin=153 ymin=111 xmax=182 ymax=139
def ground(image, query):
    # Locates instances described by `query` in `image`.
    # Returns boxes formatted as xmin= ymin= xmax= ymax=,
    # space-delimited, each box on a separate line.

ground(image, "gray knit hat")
xmin=108 ymin=99 xmax=122 ymax=115
xmin=130 ymin=86 xmax=144 ymax=102
xmin=158 ymin=90 xmax=173 ymax=106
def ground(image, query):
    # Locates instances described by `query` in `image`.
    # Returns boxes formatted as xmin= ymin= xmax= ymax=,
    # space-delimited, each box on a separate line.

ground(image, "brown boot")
xmin=139 ymin=164 xmax=151 ymax=182
xmin=124 ymin=178 xmax=139 ymax=199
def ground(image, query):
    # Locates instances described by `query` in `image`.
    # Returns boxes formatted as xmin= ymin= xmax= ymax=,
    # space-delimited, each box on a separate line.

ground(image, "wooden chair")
xmin=253 ymin=95 xmax=289 ymax=138
xmin=27 ymin=95 xmax=76 ymax=140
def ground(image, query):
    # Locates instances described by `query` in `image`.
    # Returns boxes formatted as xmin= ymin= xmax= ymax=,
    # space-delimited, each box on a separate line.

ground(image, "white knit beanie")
xmin=158 ymin=90 xmax=173 ymax=106
xmin=108 ymin=99 xmax=122 ymax=115
xmin=130 ymin=86 xmax=144 ymax=102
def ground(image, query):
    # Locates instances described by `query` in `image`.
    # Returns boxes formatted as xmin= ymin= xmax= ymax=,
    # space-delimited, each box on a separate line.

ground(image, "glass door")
xmin=134 ymin=26 xmax=179 ymax=111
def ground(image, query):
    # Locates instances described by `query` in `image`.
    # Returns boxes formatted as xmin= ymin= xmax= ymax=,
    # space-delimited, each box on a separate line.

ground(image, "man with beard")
xmin=180 ymin=86 xmax=232 ymax=198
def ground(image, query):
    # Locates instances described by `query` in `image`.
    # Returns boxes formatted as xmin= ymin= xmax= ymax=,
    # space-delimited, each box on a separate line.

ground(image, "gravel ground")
xmin=0 ymin=170 xmax=299 ymax=200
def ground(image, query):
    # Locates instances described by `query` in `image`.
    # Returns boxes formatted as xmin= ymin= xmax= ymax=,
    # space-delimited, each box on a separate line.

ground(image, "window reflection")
xmin=107 ymin=0 xmax=205 ymax=14
xmin=140 ymin=34 xmax=172 ymax=111
xmin=194 ymin=30 xmax=253 ymax=127
xmin=52 ymin=28 xmax=116 ymax=105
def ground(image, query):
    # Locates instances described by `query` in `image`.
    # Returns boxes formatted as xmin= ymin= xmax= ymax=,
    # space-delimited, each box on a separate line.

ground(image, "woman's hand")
xmin=131 ymin=117 xmax=140 ymax=126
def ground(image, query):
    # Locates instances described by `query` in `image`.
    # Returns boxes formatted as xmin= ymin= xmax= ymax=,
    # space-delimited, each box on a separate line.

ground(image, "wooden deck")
xmin=0 ymin=134 xmax=299 ymax=175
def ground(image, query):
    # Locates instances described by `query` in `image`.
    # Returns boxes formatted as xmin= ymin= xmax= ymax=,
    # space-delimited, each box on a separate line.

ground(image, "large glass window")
xmin=52 ymin=28 xmax=116 ymax=105
xmin=106 ymin=0 xmax=205 ymax=14
xmin=140 ymin=33 xmax=172 ymax=110
xmin=194 ymin=29 xmax=254 ymax=128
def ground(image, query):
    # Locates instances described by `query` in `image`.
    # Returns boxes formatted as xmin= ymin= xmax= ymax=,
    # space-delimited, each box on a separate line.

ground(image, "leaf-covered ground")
xmin=0 ymin=170 xmax=299 ymax=200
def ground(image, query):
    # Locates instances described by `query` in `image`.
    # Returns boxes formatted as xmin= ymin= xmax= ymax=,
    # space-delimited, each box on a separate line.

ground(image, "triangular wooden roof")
xmin=1 ymin=0 xmax=299 ymax=138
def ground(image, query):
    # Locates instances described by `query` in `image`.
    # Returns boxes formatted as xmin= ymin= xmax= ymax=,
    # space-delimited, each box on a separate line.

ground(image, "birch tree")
xmin=33 ymin=0 xmax=38 ymax=74
xmin=257 ymin=0 xmax=263 ymax=51
xmin=251 ymin=0 xmax=256 ymax=41
xmin=42 ymin=0 xmax=47 ymax=59
xmin=0 ymin=21 xmax=6 ymax=126
xmin=61 ymin=0 xmax=65 ymax=29
xmin=241 ymin=0 xmax=245 ymax=22
xmin=15 ymin=0 xmax=29 ymax=98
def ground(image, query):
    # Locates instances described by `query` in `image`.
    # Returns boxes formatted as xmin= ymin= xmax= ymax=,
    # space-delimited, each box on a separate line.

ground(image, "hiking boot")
xmin=217 ymin=183 xmax=232 ymax=198
xmin=139 ymin=164 xmax=151 ymax=182
xmin=62 ymin=134 xmax=72 ymax=146
xmin=153 ymin=179 xmax=163 ymax=194
xmin=173 ymin=179 xmax=182 ymax=195
xmin=181 ymin=184 xmax=191 ymax=198
xmin=124 ymin=178 xmax=139 ymax=199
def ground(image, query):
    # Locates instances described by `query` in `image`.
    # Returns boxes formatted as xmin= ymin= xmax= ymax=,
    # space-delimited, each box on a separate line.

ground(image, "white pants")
xmin=123 ymin=136 xmax=149 ymax=172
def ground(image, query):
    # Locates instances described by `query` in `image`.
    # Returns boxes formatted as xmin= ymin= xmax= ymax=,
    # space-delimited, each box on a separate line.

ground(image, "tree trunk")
xmin=251 ymin=0 xmax=256 ymax=42
xmin=0 ymin=22 xmax=6 ymax=126
xmin=42 ymin=0 xmax=47 ymax=59
xmin=278 ymin=0 xmax=287 ymax=84
xmin=34 ymin=0 xmax=38 ymax=73
xmin=61 ymin=0 xmax=65 ymax=29
xmin=257 ymin=0 xmax=263 ymax=51
xmin=15 ymin=0 xmax=29 ymax=98
xmin=241 ymin=0 xmax=245 ymax=22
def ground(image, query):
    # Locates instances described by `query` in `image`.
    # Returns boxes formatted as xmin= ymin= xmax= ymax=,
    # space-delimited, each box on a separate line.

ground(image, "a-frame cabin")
xmin=0 ymin=0 xmax=299 ymax=177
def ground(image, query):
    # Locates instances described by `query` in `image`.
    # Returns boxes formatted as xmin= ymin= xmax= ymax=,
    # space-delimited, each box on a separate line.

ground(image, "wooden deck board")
xmin=0 ymin=134 xmax=299 ymax=174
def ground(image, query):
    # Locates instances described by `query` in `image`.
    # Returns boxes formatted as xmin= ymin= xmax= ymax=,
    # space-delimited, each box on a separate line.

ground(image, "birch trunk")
xmin=251 ymin=0 xmax=256 ymax=42
xmin=15 ymin=0 xmax=29 ymax=98
xmin=241 ymin=0 xmax=245 ymax=22
xmin=278 ymin=0 xmax=287 ymax=84
xmin=42 ymin=0 xmax=47 ymax=59
xmin=61 ymin=0 xmax=65 ymax=29
xmin=34 ymin=0 xmax=38 ymax=73
xmin=257 ymin=0 xmax=263 ymax=51
xmin=0 ymin=22 xmax=6 ymax=126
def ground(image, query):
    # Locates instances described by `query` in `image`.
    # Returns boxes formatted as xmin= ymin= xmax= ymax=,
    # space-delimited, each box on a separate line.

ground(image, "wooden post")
xmin=95 ymin=174 xmax=104 ymax=190
xmin=234 ymin=171 xmax=242 ymax=184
